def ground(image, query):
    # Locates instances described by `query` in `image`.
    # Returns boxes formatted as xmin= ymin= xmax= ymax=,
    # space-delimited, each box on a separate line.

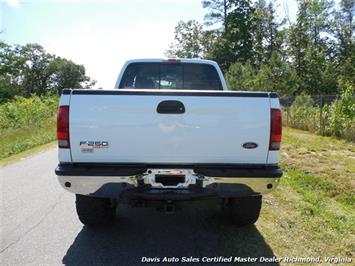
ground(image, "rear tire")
xmin=224 ymin=195 xmax=262 ymax=227
xmin=75 ymin=194 xmax=115 ymax=226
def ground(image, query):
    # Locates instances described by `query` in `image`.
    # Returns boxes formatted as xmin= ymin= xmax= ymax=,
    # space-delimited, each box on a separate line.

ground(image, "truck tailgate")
xmin=69 ymin=90 xmax=271 ymax=164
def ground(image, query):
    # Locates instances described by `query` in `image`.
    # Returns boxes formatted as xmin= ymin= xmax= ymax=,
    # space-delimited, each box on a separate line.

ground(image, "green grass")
xmin=0 ymin=140 xmax=56 ymax=166
xmin=0 ymin=95 xmax=59 ymax=163
xmin=221 ymin=127 xmax=354 ymax=262
xmin=0 ymin=119 xmax=56 ymax=160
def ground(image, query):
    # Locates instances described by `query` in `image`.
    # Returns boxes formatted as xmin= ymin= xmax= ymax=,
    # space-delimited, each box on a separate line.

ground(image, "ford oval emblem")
xmin=242 ymin=142 xmax=258 ymax=149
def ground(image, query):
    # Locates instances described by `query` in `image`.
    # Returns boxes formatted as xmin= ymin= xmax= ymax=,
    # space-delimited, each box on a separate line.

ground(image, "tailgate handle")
xmin=157 ymin=100 xmax=185 ymax=114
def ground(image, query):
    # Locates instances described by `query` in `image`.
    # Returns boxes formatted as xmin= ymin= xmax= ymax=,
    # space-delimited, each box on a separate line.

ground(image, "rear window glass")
xmin=119 ymin=63 xmax=222 ymax=90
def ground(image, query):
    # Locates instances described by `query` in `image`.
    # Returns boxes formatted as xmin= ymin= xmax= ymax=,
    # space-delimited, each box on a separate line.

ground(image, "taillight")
xmin=165 ymin=58 xmax=181 ymax=63
xmin=269 ymin=108 xmax=282 ymax=150
xmin=57 ymin=106 xmax=70 ymax=148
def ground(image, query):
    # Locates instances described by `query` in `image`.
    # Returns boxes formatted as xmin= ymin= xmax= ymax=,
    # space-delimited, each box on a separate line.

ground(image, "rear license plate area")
xmin=155 ymin=174 xmax=186 ymax=186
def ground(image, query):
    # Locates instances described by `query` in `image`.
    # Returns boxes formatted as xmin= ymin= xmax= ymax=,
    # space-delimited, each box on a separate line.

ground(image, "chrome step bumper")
xmin=56 ymin=166 xmax=281 ymax=198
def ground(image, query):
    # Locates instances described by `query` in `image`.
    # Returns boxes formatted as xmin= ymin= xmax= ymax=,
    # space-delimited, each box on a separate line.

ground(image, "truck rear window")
xmin=119 ymin=63 xmax=222 ymax=90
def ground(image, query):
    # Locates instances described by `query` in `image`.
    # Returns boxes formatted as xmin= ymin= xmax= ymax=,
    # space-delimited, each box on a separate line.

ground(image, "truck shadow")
xmin=62 ymin=200 xmax=278 ymax=266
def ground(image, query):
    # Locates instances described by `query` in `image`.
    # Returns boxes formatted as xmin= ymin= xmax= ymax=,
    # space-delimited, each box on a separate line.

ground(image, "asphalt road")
xmin=1 ymin=148 xmax=277 ymax=266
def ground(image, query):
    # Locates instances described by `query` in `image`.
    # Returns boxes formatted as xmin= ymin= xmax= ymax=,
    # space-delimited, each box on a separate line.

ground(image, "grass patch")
xmin=0 ymin=119 xmax=56 ymax=160
xmin=0 ymin=140 xmax=56 ymax=166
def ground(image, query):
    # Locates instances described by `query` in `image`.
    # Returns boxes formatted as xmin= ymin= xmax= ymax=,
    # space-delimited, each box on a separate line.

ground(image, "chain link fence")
xmin=280 ymin=95 xmax=339 ymax=136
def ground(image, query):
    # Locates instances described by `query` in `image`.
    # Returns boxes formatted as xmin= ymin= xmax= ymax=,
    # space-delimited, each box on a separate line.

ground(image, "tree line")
xmin=166 ymin=0 xmax=354 ymax=96
xmin=0 ymin=41 xmax=95 ymax=103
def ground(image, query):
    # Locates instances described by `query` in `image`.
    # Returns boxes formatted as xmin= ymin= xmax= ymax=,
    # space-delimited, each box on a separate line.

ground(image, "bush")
xmin=325 ymin=84 xmax=355 ymax=141
xmin=0 ymin=95 xmax=59 ymax=131
xmin=283 ymin=85 xmax=354 ymax=142
xmin=0 ymin=95 xmax=59 ymax=159
xmin=285 ymin=95 xmax=320 ymax=133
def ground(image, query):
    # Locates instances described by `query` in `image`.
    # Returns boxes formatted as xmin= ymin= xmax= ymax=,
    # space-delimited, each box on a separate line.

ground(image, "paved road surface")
xmin=1 ymin=148 xmax=277 ymax=265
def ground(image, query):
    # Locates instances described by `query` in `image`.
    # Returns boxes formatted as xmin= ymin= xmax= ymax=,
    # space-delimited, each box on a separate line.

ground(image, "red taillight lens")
xmin=165 ymin=58 xmax=181 ymax=63
xmin=57 ymin=106 xmax=70 ymax=148
xmin=269 ymin=108 xmax=282 ymax=150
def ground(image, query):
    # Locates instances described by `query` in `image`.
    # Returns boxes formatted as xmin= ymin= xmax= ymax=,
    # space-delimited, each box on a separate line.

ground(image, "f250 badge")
xmin=80 ymin=141 xmax=109 ymax=153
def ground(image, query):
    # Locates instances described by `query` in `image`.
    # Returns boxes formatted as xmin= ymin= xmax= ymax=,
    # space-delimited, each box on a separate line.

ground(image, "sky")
xmin=1 ymin=0 xmax=298 ymax=88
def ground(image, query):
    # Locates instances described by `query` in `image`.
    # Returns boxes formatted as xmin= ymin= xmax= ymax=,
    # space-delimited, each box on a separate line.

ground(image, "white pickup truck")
xmin=55 ymin=58 xmax=282 ymax=227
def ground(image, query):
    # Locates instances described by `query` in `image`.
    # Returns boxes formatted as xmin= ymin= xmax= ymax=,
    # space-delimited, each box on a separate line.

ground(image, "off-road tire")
xmin=224 ymin=195 xmax=262 ymax=227
xmin=75 ymin=194 xmax=115 ymax=226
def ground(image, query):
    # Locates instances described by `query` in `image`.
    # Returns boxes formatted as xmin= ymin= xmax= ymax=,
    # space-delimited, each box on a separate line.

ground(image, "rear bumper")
xmin=55 ymin=164 xmax=282 ymax=199
xmin=55 ymin=163 xmax=282 ymax=178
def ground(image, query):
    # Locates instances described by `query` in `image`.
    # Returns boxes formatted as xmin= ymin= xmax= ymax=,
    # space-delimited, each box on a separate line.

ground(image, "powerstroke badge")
xmin=80 ymin=141 xmax=109 ymax=153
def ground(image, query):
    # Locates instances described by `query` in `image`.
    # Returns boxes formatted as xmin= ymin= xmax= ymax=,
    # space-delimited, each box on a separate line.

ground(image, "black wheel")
xmin=75 ymin=194 xmax=116 ymax=226
xmin=223 ymin=195 xmax=262 ymax=227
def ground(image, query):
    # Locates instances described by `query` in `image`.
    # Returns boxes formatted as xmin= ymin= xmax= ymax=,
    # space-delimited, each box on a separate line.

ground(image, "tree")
xmin=0 ymin=42 xmax=25 ymax=100
xmin=226 ymin=52 xmax=299 ymax=96
xmin=260 ymin=52 xmax=299 ymax=95
xmin=287 ymin=1 xmax=310 ymax=88
xmin=20 ymin=43 xmax=55 ymax=96
xmin=208 ymin=0 xmax=255 ymax=72
xmin=165 ymin=20 xmax=205 ymax=58
xmin=252 ymin=0 xmax=283 ymax=68
xmin=0 ymin=41 xmax=95 ymax=102
xmin=332 ymin=0 xmax=355 ymax=84
xmin=165 ymin=0 xmax=353 ymax=95
xmin=226 ymin=60 xmax=255 ymax=90
xmin=202 ymin=0 xmax=234 ymax=32
xmin=287 ymin=0 xmax=337 ymax=94
xmin=48 ymin=57 xmax=95 ymax=95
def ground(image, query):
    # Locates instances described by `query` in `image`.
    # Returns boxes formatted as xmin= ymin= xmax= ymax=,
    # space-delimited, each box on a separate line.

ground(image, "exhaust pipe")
xmin=164 ymin=200 xmax=176 ymax=214
xmin=165 ymin=204 xmax=175 ymax=214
